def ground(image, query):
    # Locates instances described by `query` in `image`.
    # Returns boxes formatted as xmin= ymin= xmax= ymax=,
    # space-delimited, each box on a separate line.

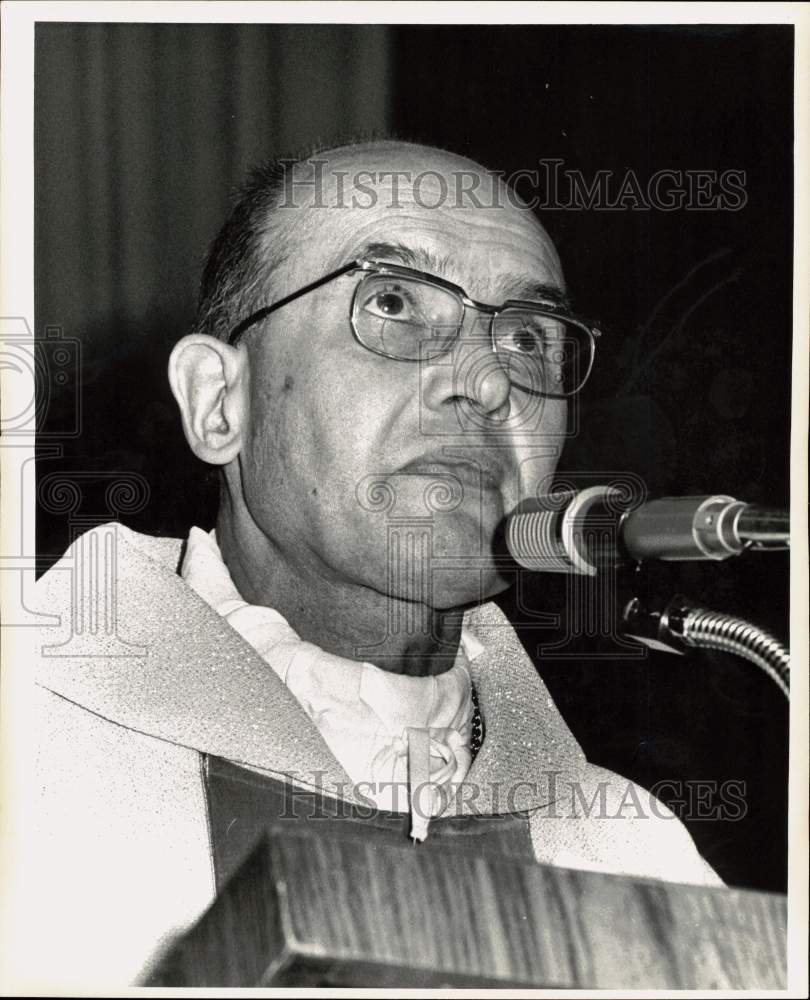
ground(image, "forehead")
xmin=278 ymin=145 xmax=564 ymax=300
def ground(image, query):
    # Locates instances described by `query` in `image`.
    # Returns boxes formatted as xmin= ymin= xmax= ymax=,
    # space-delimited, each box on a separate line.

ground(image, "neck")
xmin=216 ymin=499 xmax=463 ymax=677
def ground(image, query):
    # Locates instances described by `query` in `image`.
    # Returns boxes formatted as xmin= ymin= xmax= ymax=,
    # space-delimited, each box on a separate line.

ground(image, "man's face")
xmin=238 ymin=145 xmax=567 ymax=608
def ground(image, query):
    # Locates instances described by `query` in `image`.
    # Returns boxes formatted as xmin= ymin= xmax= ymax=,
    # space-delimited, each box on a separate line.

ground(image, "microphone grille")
xmin=506 ymin=509 xmax=572 ymax=572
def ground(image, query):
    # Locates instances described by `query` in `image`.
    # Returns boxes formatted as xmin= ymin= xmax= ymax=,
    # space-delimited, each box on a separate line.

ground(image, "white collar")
xmin=181 ymin=526 xmax=479 ymax=839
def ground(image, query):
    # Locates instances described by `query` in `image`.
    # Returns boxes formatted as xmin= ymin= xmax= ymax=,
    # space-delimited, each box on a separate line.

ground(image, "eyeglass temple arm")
xmin=228 ymin=261 xmax=363 ymax=345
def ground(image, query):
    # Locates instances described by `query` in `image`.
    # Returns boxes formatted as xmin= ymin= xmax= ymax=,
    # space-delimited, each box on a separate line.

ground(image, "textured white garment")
xmin=180 ymin=527 xmax=477 ymax=837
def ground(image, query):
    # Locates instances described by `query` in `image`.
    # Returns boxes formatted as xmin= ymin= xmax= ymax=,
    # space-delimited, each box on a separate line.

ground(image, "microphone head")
xmin=504 ymin=494 xmax=577 ymax=574
xmin=506 ymin=485 xmax=628 ymax=575
xmin=506 ymin=486 xmax=789 ymax=573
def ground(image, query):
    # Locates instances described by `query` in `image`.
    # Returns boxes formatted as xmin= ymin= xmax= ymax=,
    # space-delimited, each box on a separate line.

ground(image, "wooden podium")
xmin=148 ymin=826 xmax=787 ymax=988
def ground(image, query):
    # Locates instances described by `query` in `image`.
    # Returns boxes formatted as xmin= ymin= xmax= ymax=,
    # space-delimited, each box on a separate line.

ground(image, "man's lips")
xmin=397 ymin=453 xmax=503 ymax=490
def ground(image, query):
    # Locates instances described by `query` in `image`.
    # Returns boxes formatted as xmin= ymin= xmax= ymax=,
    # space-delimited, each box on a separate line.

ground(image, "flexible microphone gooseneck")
xmin=505 ymin=484 xmax=791 ymax=696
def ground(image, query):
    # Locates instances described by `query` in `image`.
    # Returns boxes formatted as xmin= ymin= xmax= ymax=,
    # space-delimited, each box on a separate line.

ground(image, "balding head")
xmin=194 ymin=140 xmax=563 ymax=344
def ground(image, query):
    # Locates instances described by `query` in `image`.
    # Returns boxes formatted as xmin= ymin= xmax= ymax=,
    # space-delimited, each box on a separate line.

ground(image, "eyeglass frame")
xmin=226 ymin=258 xmax=602 ymax=398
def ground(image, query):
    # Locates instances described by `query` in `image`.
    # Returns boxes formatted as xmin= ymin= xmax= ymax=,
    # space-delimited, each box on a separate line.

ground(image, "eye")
xmin=512 ymin=328 xmax=541 ymax=354
xmin=374 ymin=292 xmax=404 ymax=316
xmin=360 ymin=283 xmax=420 ymax=323
xmin=497 ymin=318 xmax=547 ymax=355
xmin=494 ymin=313 xmax=569 ymax=358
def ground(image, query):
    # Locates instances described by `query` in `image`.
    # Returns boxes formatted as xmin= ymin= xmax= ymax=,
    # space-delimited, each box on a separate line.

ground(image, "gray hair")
xmin=193 ymin=134 xmax=401 ymax=342
xmin=193 ymin=157 xmax=296 ymax=343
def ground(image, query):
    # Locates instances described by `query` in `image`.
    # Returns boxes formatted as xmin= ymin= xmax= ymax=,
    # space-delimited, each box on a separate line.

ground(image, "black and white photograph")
xmin=1 ymin=2 xmax=807 ymax=992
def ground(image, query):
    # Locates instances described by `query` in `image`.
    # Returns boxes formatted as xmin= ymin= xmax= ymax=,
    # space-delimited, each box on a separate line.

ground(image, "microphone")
xmin=505 ymin=485 xmax=789 ymax=576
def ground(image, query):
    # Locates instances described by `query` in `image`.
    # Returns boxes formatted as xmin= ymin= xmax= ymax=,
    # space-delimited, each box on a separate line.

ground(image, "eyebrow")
xmin=356 ymin=240 xmax=451 ymax=276
xmin=354 ymin=239 xmax=572 ymax=310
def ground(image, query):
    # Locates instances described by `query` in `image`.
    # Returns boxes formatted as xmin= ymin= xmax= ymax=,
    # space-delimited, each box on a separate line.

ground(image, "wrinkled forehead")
xmin=276 ymin=145 xmax=564 ymax=300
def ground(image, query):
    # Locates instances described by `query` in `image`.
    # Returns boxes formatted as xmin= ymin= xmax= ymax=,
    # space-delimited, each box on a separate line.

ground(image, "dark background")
xmin=36 ymin=23 xmax=792 ymax=891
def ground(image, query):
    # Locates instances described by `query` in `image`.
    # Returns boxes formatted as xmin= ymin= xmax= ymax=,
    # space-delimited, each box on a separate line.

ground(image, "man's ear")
xmin=168 ymin=334 xmax=248 ymax=465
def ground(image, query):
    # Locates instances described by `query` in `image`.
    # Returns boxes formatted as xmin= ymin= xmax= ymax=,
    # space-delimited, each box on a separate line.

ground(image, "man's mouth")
xmin=398 ymin=454 xmax=502 ymax=491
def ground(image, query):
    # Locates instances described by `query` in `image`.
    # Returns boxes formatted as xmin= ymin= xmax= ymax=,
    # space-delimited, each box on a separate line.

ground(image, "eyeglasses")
xmin=227 ymin=259 xmax=602 ymax=398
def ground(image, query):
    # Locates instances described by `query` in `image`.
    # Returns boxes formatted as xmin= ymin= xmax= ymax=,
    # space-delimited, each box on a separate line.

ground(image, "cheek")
xmin=243 ymin=364 xmax=372 ymax=508
xmin=240 ymin=363 xmax=310 ymax=508
xmin=546 ymin=398 xmax=568 ymax=437
xmin=508 ymin=398 xmax=568 ymax=501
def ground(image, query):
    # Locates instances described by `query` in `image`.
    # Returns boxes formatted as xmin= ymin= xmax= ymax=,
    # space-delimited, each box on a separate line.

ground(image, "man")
xmin=24 ymin=141 xmax=720 ymax=986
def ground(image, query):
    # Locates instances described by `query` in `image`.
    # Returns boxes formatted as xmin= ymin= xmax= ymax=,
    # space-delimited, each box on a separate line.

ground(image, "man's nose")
xmin=421 ymin=314 xmax=513 ymax=422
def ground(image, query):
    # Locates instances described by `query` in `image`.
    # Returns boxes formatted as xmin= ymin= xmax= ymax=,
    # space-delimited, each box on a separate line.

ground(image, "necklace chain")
xmin=470 ymin=684 xmax=484 ymax=757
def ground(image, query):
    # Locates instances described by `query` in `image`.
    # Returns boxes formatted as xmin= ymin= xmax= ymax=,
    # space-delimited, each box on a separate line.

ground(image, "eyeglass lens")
xmin=352 ymin=272 xmax=590 ymax=396
xmin=353 ymin=273 xmax=461 ymax=360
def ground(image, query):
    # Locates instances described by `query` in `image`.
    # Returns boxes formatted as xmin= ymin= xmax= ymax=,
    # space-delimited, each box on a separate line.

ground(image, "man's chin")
xmin=423 ymin=559 xmax=510 ymax=611
xmin=352 ymin=501 xmax=508 ymax=607
xmin=375 ymin=534 xmax=508 ymax=609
